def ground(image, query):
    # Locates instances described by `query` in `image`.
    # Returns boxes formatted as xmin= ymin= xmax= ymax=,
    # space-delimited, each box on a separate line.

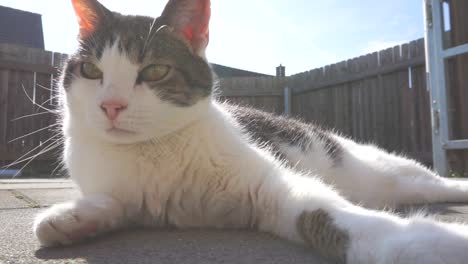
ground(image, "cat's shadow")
xmin=34 ymin=228 xmax=329 ymax=264
xmin=34 ymin=203 xmax=465 ymax=264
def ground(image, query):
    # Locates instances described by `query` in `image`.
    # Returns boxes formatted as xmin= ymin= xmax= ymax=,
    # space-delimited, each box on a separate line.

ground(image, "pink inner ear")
xmin=72 ymin=0 xmax=98 ymax=37
xmin=182 ymin=27 xmax=194 ymax=42
xmin=181 ymin=0 xmax=210 ymax=46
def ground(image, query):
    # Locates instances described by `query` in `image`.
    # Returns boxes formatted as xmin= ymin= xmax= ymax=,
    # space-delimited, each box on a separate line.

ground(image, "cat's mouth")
xmin=105 ymin=127 xmax=137 ymax=136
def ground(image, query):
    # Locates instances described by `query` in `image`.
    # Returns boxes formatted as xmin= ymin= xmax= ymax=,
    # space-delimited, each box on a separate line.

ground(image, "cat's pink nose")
xmin=100 ymin=100 xmax=128 ymax=120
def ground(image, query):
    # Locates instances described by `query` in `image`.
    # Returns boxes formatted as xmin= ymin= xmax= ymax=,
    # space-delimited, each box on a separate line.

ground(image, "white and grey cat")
xmin=34 ymin=0 xmax=468 ymax=263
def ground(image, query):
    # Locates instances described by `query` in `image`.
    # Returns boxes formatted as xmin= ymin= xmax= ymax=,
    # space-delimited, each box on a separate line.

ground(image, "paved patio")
xmin=1 ymin=179 xmax=468 ymax=264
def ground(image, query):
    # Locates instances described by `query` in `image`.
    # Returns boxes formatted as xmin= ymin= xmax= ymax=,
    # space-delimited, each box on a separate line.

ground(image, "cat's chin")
xmin=96 ymin=128 xmax=148 ymax=144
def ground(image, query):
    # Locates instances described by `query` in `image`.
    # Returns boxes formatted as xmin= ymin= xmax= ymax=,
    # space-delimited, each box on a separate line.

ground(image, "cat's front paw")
xmin=33 ymin=195 xmax=124 ymax=247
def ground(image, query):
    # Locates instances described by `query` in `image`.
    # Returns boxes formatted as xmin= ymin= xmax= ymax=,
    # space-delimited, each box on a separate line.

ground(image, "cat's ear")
xmin=71 ymin=0 xmax=111 ymax=38
xmin=160 ymin=0 xmax=211 ymax=56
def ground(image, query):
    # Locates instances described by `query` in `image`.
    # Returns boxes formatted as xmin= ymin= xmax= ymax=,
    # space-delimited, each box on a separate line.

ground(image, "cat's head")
xmin=61 ymin=0 xmax=213 ymax=144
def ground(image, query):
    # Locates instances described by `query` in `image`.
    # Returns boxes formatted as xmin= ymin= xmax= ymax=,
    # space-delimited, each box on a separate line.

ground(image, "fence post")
xmin=276 ymin=65 xmax=291 ymax=115
xmin=276 ymin=64 xmax=286 ymax=77
xmin=283 ymin=86 xmax=291 ymax=116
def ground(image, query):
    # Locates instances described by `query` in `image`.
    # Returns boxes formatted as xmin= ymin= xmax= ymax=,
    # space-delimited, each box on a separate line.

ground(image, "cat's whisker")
xmin=50 ymin=161 xmax=65 ymax=178
xmin=38 ymin=95 xmax=60 ymax=108
xmin=8 ymin=123 xmax=59 ymax=143
xmin=20 ymin=84 xmax=56 ymax=114
xmin=5 ymin=134 xmax=62 ymax=168
xmin=12 ymin=141 xmax=62 ymax=178
xmin=36 ymin=83 xmax=53 ymax=92
xmin=142 ymin=17 xmax=159 ymax=56
xmin=11 ymin=111 xmax=51 ymax=121
xmin=48 ymin=152 xmax=66 ymax=178
xmin=5 ymin=135 xmax=62 ymax=173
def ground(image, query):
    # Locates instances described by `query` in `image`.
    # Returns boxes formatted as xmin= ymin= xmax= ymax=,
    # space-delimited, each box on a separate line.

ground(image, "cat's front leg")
xmin=258 ymin=173 xmax=468 ymax=264
xmin=33 ymin=194 xmax=125 ymax=247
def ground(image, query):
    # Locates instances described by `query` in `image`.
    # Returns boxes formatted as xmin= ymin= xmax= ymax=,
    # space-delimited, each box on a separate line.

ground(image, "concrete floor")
xmin=1 ymin=179 xmax=468 ymax=264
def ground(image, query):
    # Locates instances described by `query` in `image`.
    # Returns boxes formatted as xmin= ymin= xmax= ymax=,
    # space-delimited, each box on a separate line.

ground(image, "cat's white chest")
xmin=66 ymin=137 xmax=140 ymax=198
xmin=67 ymin=136 xmax=254 ymax=228
xmin=136 ymin=142 xmax=254 ymax=228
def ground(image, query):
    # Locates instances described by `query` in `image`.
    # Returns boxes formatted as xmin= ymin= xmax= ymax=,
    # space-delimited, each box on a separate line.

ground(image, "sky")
xmin=0 ymin=0 xmax=424 ymax=75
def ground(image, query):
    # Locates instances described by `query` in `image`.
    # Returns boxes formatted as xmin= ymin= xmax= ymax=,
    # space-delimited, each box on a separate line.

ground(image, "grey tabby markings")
xmin=229 ymin=106 xmax=343 ymax=165
xmin=297 ymin=210 xmax=349 ymax=264
xmin=62 ymin=2 xmax=212 ymax=106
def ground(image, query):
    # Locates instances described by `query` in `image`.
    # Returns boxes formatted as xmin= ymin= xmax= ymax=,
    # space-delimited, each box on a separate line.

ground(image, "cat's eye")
xmin=138 ymin=64 xmax=170 ymax=82
xmin=80 ymin=62 xmax=103 ymax=80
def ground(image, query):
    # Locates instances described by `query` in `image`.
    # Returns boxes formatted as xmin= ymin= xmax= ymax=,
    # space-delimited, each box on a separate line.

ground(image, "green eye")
xmin=80 ymin=62 xmax=103 ymax=80
xmin=138 ymin=64 xmax=170 ymax=82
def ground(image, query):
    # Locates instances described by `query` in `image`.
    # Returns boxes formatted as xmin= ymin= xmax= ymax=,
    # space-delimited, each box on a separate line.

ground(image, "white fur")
xmin=281 ymin=135 xmax=468 ymax=208
xmin=34 ymin=41 xmax=468 ymax=263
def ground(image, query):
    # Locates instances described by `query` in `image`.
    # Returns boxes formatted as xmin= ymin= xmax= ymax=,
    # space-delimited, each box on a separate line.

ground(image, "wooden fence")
xmin=0 ymin=39 xmax=466 ymax=174
xmin=217 ymin=76 xmax=286 ymax=115
xmin=0 ymin=43 xmax=67 ymax=173
xmin=217 ymin=39 xmax=433 ymax=165
xmin=290 ymin=39 xmax=432 ymax=163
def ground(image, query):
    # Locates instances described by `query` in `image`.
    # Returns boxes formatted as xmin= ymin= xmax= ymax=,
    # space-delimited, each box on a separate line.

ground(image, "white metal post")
xmin=424 ymin=0 xmax=468 ymax=176
xmin=424 ymin=0 xmax=448 ymax=175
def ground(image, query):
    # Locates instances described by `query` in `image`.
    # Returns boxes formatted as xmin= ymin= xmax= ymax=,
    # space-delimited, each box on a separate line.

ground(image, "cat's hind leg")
xmin=34 ymin=194 xmax=125 ymax=247
xmin=257 ymin=169 xmax=468 ymax=264
xmin=331 ymin=137 xmax=468 ymax=208
xmin=286 ymin=134 xmax=468 ymax=209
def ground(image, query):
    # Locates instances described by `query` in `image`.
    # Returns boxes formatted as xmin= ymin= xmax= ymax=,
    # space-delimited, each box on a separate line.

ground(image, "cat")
xmin=33 ymin=0 xmax=468 ymax=263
